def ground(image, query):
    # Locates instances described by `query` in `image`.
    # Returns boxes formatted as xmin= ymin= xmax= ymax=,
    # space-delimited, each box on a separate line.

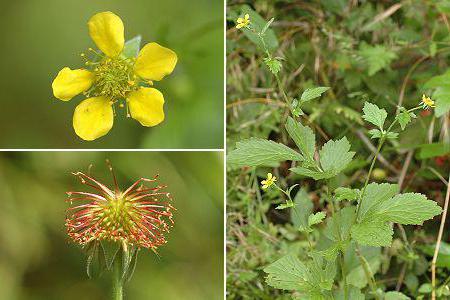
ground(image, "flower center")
xmin=92 ymin=57 xmax=138 ymax=100
xmin=100 ymin=194 xmax=135 ymax=238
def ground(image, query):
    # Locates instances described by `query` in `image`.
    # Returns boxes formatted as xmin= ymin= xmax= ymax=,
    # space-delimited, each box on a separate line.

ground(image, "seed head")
xmin=65 ymin=162 xmax=175 ymax=252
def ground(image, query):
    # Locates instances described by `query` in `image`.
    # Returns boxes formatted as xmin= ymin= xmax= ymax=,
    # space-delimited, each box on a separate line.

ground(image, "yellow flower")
xmin=236 ymin=14 xmax=250 ymax=29
xmin=52 ymin=11 xmax=177 ymax=141
xmin=261 ymin=173 xmax=276 ymax=189
xmin=421 ymin=94 xmax=435 ymax=109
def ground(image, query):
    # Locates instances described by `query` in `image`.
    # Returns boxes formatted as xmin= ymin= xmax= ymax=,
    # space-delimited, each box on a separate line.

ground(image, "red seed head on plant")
xmin=65 ymin=161 xmax=175 ymax=253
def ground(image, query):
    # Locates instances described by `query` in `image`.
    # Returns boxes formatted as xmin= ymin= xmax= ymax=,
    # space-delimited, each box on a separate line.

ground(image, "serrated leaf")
xmin=263 ymin=57 xmax=282 ymax=74
xmin=290 ymin=167 xmax=334 ymax=180
xmin=264 ymin=254 xmax=308 ymax=290
xmin=324 ymin=206 xmax=355 ymax=245
xmin=357 ymin=183 xmax=399 ymax=221
xmin=396 ymin=111 xmax=411 ymax=130
xmin=334 ymin=187 xmax=360 ymax=201
xmin=384 ymin=291 xmax=411 ymax=300
xmin=386 ymin=132 xmax=399 ymax=139
xmin=300 ymin=87 xmax=330 ymax=103
xmin=368 ymin=128 xmax=383 ymax=139
xmin=354 ymin=183 xmax=441 ymax=246
xmin=227 ymin=138 xmax=303 ymax=168
xmin=276 ymin=200 xmax=294 ymax=210
xmin=264 ymin=253 xmax=336 ymax=295
xmin=319 ymin=137 xmax=355 ymax=175
xmin=359 ymin=43 xmax=397 ymax=76
xmin=308 ymin=211 xmax=326 ymax=227
xmin=362 ymin=102 xmax=387 ymax=130
xmin=285 ymin=117 xmax=316 ymax=163
xmin=377 ymin=193 xmax=442 ymax=225
xmin=122 ymin=35 xmax=141 ymax=58
xmin=292 ymin=189 xmax=313 ymax=229
xmin=351 ymin=220 xmax=393 ymax=246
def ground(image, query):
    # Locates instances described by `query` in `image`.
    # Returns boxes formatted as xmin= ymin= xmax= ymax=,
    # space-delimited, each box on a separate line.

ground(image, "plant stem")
xmin=339 ymin=252 xmax=348 ymax=300
xmin=113 ymin=255 xmax=123 ymax=300
xmin=432 ymin=170 xmax=450 ymax=300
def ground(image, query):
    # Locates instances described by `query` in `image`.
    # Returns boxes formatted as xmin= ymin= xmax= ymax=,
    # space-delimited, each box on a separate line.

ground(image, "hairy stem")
xmin=113 ymin=254 xmax=123 ymax=300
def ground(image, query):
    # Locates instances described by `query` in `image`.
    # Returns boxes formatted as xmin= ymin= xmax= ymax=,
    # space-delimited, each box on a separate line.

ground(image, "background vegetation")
xmin=227 ymin=0 xmax=450 ymax=298
xmin=0 ymin=151 xmax=223 ymax=299
xmin=0 ymin=0 xmax=223 ymax=149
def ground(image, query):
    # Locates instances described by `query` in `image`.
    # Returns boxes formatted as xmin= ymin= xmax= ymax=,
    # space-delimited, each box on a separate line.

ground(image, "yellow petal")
xmin=73 ymin=97 xmax=113 ymax=141
xmin=88 ymin=11 xmax=124 ymax=57
xmin=52 ymin=67 xmax=94 ymax=101
xmin=237 ymin=17 xmax=244 ymax=23
xmin=134 ymin=43 xmax=177 ymax=81
xmin=127 ymin=87 xmax=165 ymax=127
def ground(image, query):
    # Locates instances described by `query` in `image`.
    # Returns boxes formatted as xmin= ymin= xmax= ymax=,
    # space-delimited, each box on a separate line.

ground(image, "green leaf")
xmin=418 ymin=283 xmax=432 ymax=294
xmin=334 ymin=187 xmax=360 ymax=201
xmin=359 ymin=43 xmax=397 ymax=76
xmin=292 ymin=189 xmax=313 ymax=229
xmin=362 ymin=102 xmax=387 ymax=130
xmin=377 ymin=193 xmax=442 ymax=225
xmin=290 ymin=167 xmax=334 ymax=180
xmin=300 ymin=87 xmax=330 ymax=103
xmin=345 ymin=243 xmax=381 ymax=289
xmin=227 ymin=138 xmax=303 ymax=168
xmin=384 ymin=291 xmax=411 ymax=300
xmin=240 ymin=5 xmax=278 ymax=51
xmin=351 ymin=220 xmax=393 ymax=247
xmin=264 ymin=253 xmax=336 ymax=295
xmin=396 ymin=111 xmax=412 ymax=130
xmin=421 ymin=242 xmax=450 ymax=268
xmin=386 ymin=132 xmax=399 ymax=139
xmin=308 ymin=211 xmax=326 ymax=227
xmin=276 ymin=200 xmax=294 ymax=210
xmin=323 ymin=207 xmax=355 ymax=253
xmin=417 ymin=142 xmax=450 ymax=159
xmin=334 ymin=285 xmax=365 ymax=300
xmin=353 ymin=183 xmax=442 ymax=246
xmin=423 ymin=70 xmax=450 ymax=117
xmin=368 ymin=129 xmax=383 ymax=139
xmin=263 ymin=57 xmax=282 ymax=75
xmin=357 ymin=183 xmax=399 ymax=221
xmin=319 ymin=137 xmax=355 ymax=175
xmin=122 ymin=35 xmax=142 ymax=58
xmin=290 ymin=137 xmax=354 ymax=180
xmin=264 ymin=254 xmax=308 ymax=290
xmin=285 ymin=117 xmax=316 ymax=163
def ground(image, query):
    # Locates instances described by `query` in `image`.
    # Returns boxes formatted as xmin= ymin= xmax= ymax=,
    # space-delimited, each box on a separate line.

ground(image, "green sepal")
xmin=85 ymin=241 xmax=106 ymax=279
xmin=100 ymin=240 xmax=121 ymax=270
xmin=122 ymin=35 xmax=142 ymax=58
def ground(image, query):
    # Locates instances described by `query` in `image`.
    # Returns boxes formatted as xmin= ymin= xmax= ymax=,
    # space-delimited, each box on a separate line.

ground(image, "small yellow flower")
xmin=236 ymin=14 xmax=250 ymax=29
xmin=261 ymin=173 xmax=276 ymax=189
xmin=52 ymin=11 xmax=177 ymax=141
xmin=421 ymin=94 xmax=435 ymax=109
